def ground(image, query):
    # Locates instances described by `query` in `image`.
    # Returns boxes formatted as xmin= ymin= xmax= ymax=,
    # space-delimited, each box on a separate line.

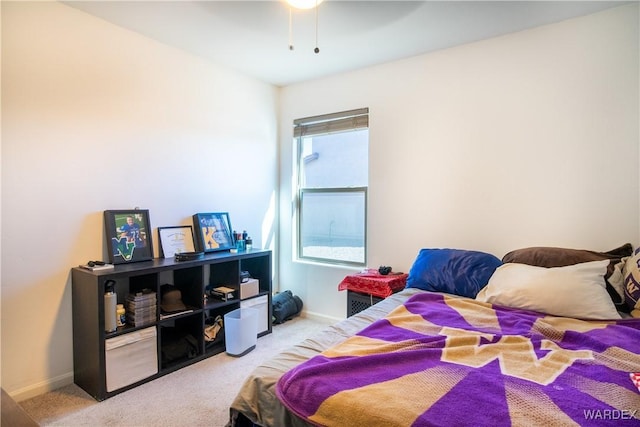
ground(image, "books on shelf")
xmin=126 ymin=306 xmax=157 ymax=326
xmin=127 ymin=289 xmax=156 ymax=300
xmin=126 ymin=294 xmax=156 ymax=308
xmin=125 ymin=289 xmax=157 ymax=326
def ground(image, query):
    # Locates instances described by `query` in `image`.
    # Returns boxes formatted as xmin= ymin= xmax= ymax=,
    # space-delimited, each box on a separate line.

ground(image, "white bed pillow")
xmin=476 ymin=260 xmax=621 ymax=320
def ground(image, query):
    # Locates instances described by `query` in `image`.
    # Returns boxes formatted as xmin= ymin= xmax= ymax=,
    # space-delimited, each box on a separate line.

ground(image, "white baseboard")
xmin=9 ymin=372 xmax=74 ymax=402
xmin=300 ymin=310 xmax=342 ymax=325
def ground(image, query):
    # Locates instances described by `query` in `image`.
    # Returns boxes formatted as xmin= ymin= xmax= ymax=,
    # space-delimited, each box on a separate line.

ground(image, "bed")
xmin=228 ymin=246 xmax=640 ymax=427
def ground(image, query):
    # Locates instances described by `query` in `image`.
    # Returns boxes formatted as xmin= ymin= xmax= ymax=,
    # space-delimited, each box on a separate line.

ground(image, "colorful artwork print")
xmin=112 ymin=213 xmax=147 ymax=260
xmin=192 ymin=213 xmax=234 ymax=252
xmin=104 ymin=210 xmax=154 ymax=264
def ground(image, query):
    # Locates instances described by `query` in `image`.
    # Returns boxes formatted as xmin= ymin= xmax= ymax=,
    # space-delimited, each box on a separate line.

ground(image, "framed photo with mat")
xmin=192 ymin=212 xmax=234 ymax=252
xmin=104 ymin=209 xmax=154 ymax=264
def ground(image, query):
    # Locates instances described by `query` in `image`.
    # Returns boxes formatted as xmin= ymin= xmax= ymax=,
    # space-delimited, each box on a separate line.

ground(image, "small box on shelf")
xmin=240 ymin=279 xmax=259 ymax=300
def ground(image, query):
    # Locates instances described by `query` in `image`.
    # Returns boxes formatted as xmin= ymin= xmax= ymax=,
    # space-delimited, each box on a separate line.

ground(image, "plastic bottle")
xmin=235 ymin=230 xmax=245 ymax=252
xmin=104 ymin=280 xmax=117 ymax=333
xmin=116 ymin=304 xmax=126 ymax=327
xmin=246 ymin=237 xmax=253 ymax=251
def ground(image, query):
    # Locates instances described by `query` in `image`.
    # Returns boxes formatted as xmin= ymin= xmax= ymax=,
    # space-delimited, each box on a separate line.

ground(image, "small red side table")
xmin=338 ymin=269 xmax=408 ymax=317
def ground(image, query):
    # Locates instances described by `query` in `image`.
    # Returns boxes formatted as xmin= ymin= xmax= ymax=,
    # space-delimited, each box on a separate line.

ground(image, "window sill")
xmin=293 ymin=257 xmax=365 ymax=271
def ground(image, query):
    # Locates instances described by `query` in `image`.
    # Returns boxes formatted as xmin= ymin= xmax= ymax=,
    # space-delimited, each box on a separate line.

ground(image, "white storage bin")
xmin=105 ymin=326 xmax=158 ymax=392
xmin=241 ymin=295 xmax=269 ymax=335
xmin=224 ymin=307 xmax=258 ymax=357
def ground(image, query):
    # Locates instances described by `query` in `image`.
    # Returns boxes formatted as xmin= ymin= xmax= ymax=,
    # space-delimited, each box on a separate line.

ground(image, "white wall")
xmin=1 ymin=2 xmax=278 ymax=399
xmin=279 ymin=4 xmax=640 ymax=321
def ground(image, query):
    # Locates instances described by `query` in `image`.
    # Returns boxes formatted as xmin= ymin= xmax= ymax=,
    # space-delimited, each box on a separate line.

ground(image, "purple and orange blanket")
xmin=276 ymin=293 xmax=640 ymax=426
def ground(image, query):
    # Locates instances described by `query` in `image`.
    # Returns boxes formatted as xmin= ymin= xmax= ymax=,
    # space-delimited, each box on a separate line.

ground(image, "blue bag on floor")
xmin=272 ymin=290 xmax=303 ymax=324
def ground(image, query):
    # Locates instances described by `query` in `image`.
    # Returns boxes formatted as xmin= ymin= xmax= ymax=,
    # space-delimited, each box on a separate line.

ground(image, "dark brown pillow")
xmin=502 ymin=243 xmax=633 ymax=311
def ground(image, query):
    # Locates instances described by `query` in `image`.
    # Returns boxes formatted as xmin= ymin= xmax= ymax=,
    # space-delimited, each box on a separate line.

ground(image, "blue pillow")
xmin=406 ymin=248 xmax=502 ymax=298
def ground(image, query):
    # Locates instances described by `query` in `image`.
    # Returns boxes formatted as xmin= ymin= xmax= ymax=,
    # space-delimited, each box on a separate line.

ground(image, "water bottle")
xmin=104 ymin=280 xmax=117 ymax=333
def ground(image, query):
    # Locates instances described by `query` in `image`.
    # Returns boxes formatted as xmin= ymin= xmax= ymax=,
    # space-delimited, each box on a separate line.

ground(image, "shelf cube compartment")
xmin=105 ymin=326 xmax=158 ymax=392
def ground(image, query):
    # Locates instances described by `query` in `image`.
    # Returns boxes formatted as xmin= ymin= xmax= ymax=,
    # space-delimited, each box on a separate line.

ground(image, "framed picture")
xmin=158 ymin=226 xmax=196 ymax=258
xmin=104 ymin=210 xmax=154 ymax=264
xmin=192 ymin=212 xmax=234 ymax=252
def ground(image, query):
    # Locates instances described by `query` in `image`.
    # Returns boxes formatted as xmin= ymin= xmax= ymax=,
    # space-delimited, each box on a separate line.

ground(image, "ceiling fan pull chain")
xmin=314 ymin=0 xmax=320 ymax=53
xmin=289 ymin=6 xmax=294 ymax=50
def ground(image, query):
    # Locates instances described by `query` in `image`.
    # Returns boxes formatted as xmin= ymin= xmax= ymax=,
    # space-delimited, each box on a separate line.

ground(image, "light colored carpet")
xmin=20 ymin=315 xmax=334 ymax=427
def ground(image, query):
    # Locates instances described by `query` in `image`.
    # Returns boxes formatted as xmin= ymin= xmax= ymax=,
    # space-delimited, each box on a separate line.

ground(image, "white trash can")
xmin=224 ymin=307 xmax=258 ymax=356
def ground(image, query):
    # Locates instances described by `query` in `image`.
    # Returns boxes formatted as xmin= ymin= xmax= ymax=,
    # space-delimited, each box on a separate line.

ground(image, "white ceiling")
xmin=64 ymin=1 xmax=630 ymax=87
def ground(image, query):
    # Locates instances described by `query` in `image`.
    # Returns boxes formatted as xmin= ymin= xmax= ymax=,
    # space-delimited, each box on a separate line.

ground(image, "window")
xmin=294 ymin=108 xmax=369 ymax=265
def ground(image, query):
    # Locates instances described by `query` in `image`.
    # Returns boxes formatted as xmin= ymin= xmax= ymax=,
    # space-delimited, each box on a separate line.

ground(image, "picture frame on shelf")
xmin=104 ymin=209 xmax=154 ymax=264
xmin=192 ymin=212 xmax=234 ymax=252
xmin=158 ymin=226 xmax=196 ymax=258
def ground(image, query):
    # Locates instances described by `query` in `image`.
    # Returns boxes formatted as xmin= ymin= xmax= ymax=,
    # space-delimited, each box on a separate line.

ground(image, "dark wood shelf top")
xmin=73 ymin=249 xmax=271 ymax=277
